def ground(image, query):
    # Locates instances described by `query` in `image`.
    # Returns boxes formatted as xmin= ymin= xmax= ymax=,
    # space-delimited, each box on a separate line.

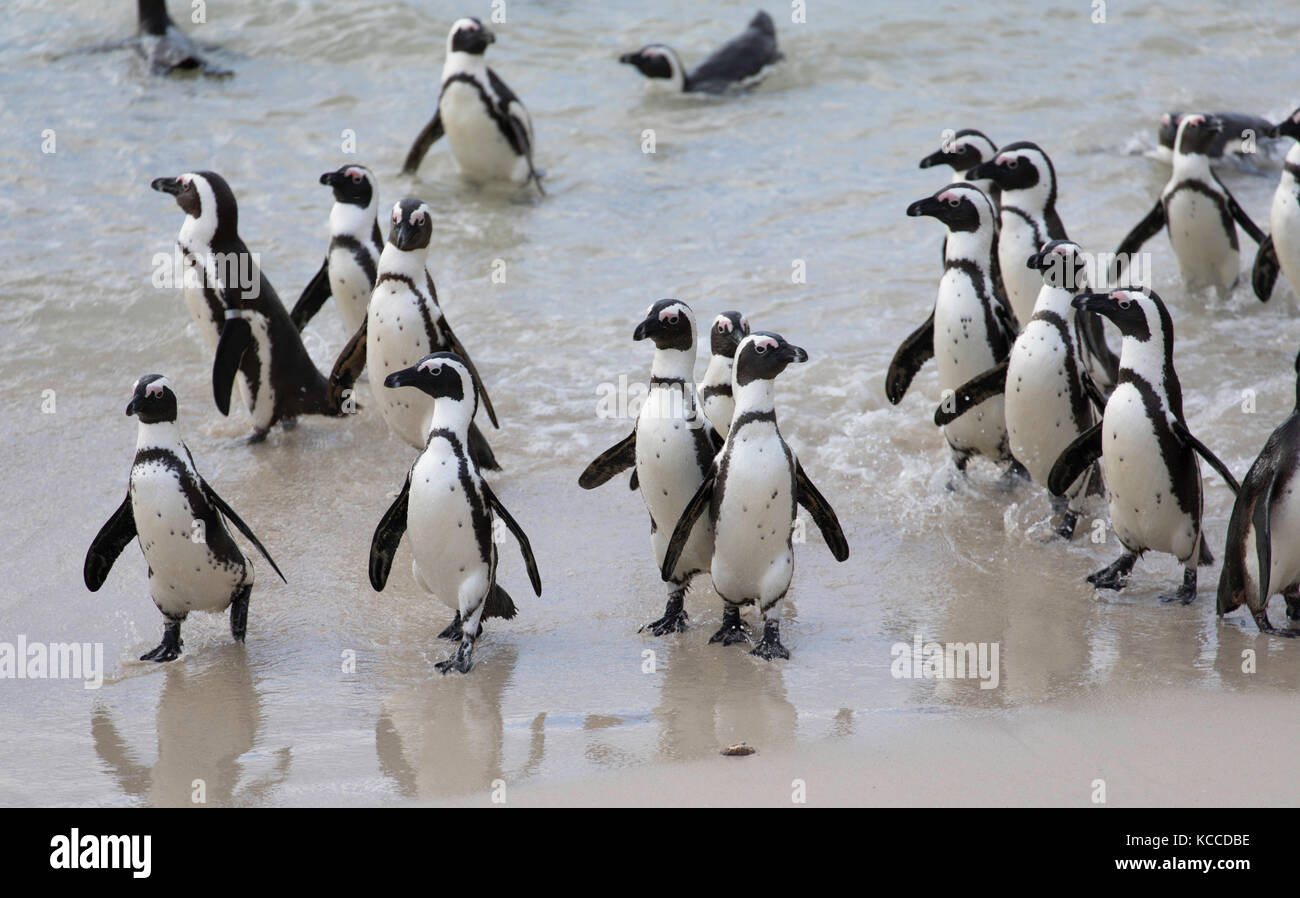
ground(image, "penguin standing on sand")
xmin=699 ymin=311 xmax=750 ymax=438
xmin=1252 ymin=108 xmax=1300 ymax=302
xmin=579 ymin=300 xmax=721 ymax=635
xmin=370 ymin=353 xmax=541 ymax=673
xmin=84 ymin=376 xmax=284 ymax=662
xmin=135 ymin=0 xmax=230 ymax=77
xmin=1048 ymin=288 xmax=1239 ymax=603
xmin=402 ymin=18 xmax=542 ymax=193
xmin=661 ymin=333 xmax=848 ymax=660
xmin=619 ymin=11 xmax=783 ymax=94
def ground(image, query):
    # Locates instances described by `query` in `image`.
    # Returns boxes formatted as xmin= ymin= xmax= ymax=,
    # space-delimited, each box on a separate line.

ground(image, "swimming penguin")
xmin=1157 ymin=110 xmax=1278 ymax=163
xmin=1112 ymin=115 xmax=1266 ymax=297
xmin=401 ymin=18 xmax=542 ymax=193
xmin=1048 ymin=288 xmax=1240 ymax=603
xmin=135 ymin=0 xmax=231 ymax=77
xmin=579 ymin=300 xmax=721 ymax=635
xmin=370 ymin=353 xmax=541 ymax=673
xmin=918 ymin=129 xmax=1000 ymax=204
xmin=151 ymin=171 xmax=358 ymax=441
xmin=331 ymin=198 xmax=500 ymax=471
xmin=619 ymin=11 xmax=783 ymax=94
xmin=1252 ymin=107 xmax=1300 ymax=302
xmin=84 ymin=375 xmax=284 ymax=662
xmin=937 ymin=240 xmax=1103 ymax=537
xmin=661 ymin=332 xmax=848 ymax=660
xmin=700 ymin=311 xmax=751 ymax=438
xmin=290 ymin=164 xmax=385 ymax=336
xmin=1217 ymin=350 xmax=1300 ymax=636
xmin=887 ymin=183 xmax=1017 ymax=474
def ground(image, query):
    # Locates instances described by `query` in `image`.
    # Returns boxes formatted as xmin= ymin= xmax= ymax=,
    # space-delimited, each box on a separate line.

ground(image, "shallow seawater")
xmin=3 ymin=0 xmax=1300 ymax=806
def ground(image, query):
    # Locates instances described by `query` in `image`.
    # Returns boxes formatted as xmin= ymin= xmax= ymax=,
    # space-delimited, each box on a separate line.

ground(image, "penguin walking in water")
xmin=1218 ymin=351 xmax=1300 ymax=636
xmin=619 ymin=11 xmax=783 ymax=94
xmin=1112 ymin=115 xmax=1266 ymax=297
xmin=370 ymin=354 xmax=541 ymax=673
xmin=1157 ymin=110 xmax=1278 ymax=164
xmin=918 ymin=129 xmax=1000 ymax=205
xmin=579 ymin=300 xmax=721 ymax=635
xmin=1048 ymin=288 xmax=1239 ymax=602
xmin=135 ymin=0 xmax=231 ymax=77
xmin=331 ymin=199 xmax=500 ymax=471
xmin=290 ymin=165 xmax=384 ymax=336
xmin=937 ymin=240 xmax=1103 ymax=538
xmin=661 ymin=333 xmax=848 ymax=660
xmin=401 ymin=18 xmax=542 ymax=193
xmin=84 ymin=376 xmax=284 ymax=662
xmin=699 ymin=311 xmax=750 ymax=438
xmin=1252 ymin=108 xmax=1300 ymax=302
xmin=151 ymin=171 xmax=358 ymax=441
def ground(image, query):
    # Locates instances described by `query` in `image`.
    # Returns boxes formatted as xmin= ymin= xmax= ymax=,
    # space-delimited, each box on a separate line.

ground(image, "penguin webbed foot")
xmin=708 ymin=606 xmax=751 ymax=646
xmin=1253 ymin=610 xmax=1300 ymax=637
xmin=1088 ymin=552 xmax=1137 ymax=591
xmin=1001 ymin=459 xmax=1031 ymax=487
xmin=640 ymin=591 xmax=688 ymax=636
xmin=140 ymin=620 xmax=183 ymax=663
xmin=435 ymin=640 xmax=474 ymax=674
xmin=438 ymin=612 xmax=463 ymax=641
xmin=1159 ymin=567 xmax=1197 ymax=605
xmin=229 ymin=584 xmax=250 ymax=642
xmin=279 ymin=416 xmax=297 ymax=432
xmin=246 ymin=427 xmax=269 ymax=445
xmin=749 ymin=620 xmax=790 ymax=661
xmin=1055 ymin=510 xmax=1080 ymax=541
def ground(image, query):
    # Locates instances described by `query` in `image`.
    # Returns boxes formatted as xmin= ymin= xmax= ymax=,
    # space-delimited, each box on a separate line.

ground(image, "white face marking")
xmin=418 ymin=358 xmax=442 ymax=375
xmin=659 ymin=303 xmax=686 ymax=324
xmin=714 ymin=316 xmax=733 ymax=333
xmin=752 ymin=336 xmax=778 ymax=353
xmin=391 ymin=203 xmax=402 ymax=224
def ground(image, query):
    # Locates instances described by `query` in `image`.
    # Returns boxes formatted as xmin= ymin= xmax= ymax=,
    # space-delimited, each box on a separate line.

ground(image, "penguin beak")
xmin=383 ymin=367 xmax=422 ymax=391
xmin=906 ymin=196 xmax=943 ymax=219
xmin=1205 ymin=116 xmax=1224 ymax=135
xmin=125 ymin=397 xmax=138 ymax=417
xmin=619 ymin=52 xmax=638 ymax=64
xmin=965 ymin=160 xmax=997 ymax=183
xmin=918 ymin=149 xmax=949 ymax=170
xmin=319 ymin=171 xmax=341 ymax=188
xmin=785 ymin=344 xmax=809 ymax=364
xmin=1026 ymin=250 xmax=1047 ymax=270
xmin=150 ymin=177 xmax=184 ymax=196
xmin=1071 ymin=292 xmax=1110 ymax=313
xmin=391 ymin=220 xmax=419 ymax=251
xmin=633 ymin=316 xmax=658 ymax=342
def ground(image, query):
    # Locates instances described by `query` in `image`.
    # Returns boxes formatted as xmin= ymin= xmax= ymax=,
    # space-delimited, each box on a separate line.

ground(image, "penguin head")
xmin=320 ymin=165 xmax=377 ymax=209
xmin=151 ymin=171 xmax=236 ymax=237
xmin=906 ymin=183 xmax=995 ymax=234
xmin=448 ymin=17 xmax=494 ymax=55
xmin=1072 ymin=288 xmax=1169 ymax=343
xmin=388 ymin=199 xmax=433 ymax=252
xmin=384 ymin=352 xmax=478 ymax=415
xmin=966 ymin=141 xmax=1055 ymax=202
xmin=633 ymin=299 xmax=696 ymax=352
xmin=918 ymin=129 xmax=997 ymax=175
xmin=126 ymin=374 xmax=178 ymax=424
xmin=710 ymin=311 xmax=751 ymax=360
xmin=1173 ymin=114 xmax=1223 ymax=156
xmin=619 ymin=45 xmax=685 ymax=89
xmin=734 ymin=333 xmax=808 ymax=387
xmin=1276 ymin=108 xmax=1300 ymax=142
xmin=1027 ymin=240 xmax=1088 ymax=292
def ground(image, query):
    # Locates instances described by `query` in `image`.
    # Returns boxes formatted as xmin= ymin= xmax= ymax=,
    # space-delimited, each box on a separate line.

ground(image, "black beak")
xmin=786 ymin=344 xmax=809 ymax=364
xmin=633 ymin=317 xmax=658 ymax=342
xmin=320 ymin=171 xmax=340 ymax=187
xmin=1026 ymin=250 xmax=1047 ymax=270
xmin=1071 ymin=292 xmax=1114 ymax=314
xmin=384 ymin=367 xmax=421 ymax=390
xmin=965 ymin=161 xmax=997 ymax=182
xmin=391 ymin=220 xmax=418 ymax=251
xmin=150 ymin=177 xmax=184 ymax=195
xmin=918 ymin=149 xmax=948 ymax=170
xmin=619 ymin=52 xmax=637 ymax=64
xmin=906 ymin=196 xmax=942 ymax=218
xmin=125 ymin=398 xmax=138 ymax=416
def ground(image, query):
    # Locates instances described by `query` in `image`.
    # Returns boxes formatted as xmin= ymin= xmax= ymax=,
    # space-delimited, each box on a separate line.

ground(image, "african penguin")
xmin=151 ymin=171 xmax=357 ymax=441
xmin=579 ymin=300 xmax=722 ymax=636
xmin=1048 ymin=289 xmax=1239 ymax=603
xmin=402 ymin=18 xmax=543 ymax=193
xmin=1157 ymin=110 xmax=1278 ymax=163
xmin=1112 ymin=114 xmax=1266 ymax=297
xmin=290 ymin=164 xmax=385 ymax=336
xmin=370 ymin=353 xmax=541 ymax=673
xmin=918 ymin=129 xmax=1000 ymax=204
xmin=1252 ymin=108 xmax=1300 ymax=302
xmin=135 ymin=0 xmax=230 ymax=77
xmin=84 ymin=375 xmax=284 ymax=662
xmin=700 ymin=311 xmax=751 ymax=438
xmin=662 ymin=332 xmax=848 ymax=660
xmin=619 ymin=11 xmax=783 ymax=94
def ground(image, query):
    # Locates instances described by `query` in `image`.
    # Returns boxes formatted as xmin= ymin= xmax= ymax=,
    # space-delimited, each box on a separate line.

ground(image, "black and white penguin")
xmin=370 ymin=353 xmax=541 ymax=673
xmin=918 ymin=129 xmax=1000 ymax=203
xmin=401 ymin=18 xmax=542 ymax=193
xmin=330 ymin=198 xmax=500 ymax=471
xmin=619 ymin=11 xmax=783 ymax=94
xmin=151 ymin=171 xmax=357 ymax=441
xmin=579 ymin=300 xmax=721 ymax=635
xmin=290 ymin=164 xmax=385 ymax=336
xmin=1157 ymin=110 xmax=1277 ymax=163
xmin=1252 ymin=108 xmax=1300 ymax=302
xmin=661 ymin=332 xmax=848 ymax=660
xmin=699 ymin=311 xmax=750 ymax=438
xmin=135 ymin=0 xmax=230 ymax=77
xmin=1048 ymin=288 xmax=1240 ymax=602
xmin=84 ymin=375 xmax=284 ymax=662
xmin=1218 ymin=351 xmax=1300 ymax=636
xmin=1112 ymin=115 xmax=1266 ymax=297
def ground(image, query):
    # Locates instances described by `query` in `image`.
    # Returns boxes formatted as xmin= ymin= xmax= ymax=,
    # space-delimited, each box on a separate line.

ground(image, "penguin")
xmin=579 ymin=300 xmax=721 ymax=635
xmin=699 ymin=311 xmax=751 ymax=438
xmin=290 ymin=164 xmax=385 ymax=336
xmin=135 ymin=0 xmax=231 ymax=77
xmin=937 ymin=240 xmax=1103 ymax=537
xmin=1048 ymin=288 xmax=1240 ymax=603
xmin=331 ymin=198 xmax=500 ymax=471
xmin=151 ymin=171 xmax=358 ymax=441
xmin=661 ymin=332 xmax=848 ymax=660
xmin=887 ymin=183 xmax=1018 ymax=474
xmin=1157 ymin=110 xmax=1278 ymax=162
xmin=918 ymin=129 xmax=1000 ymax=204
xmin=401 ymin=18 xmax=542 ymax=193
xmin=619 ymin=11 xmax=783 ymax=94
xmin=84 ymin=375 xmax=284 ymax=662
xmin=1112 ymin=115 xmax=1266 ymax=297
xmin=1252 ymin=107 xmax=1300 ymax=302
xmin=1217 ymin=350 xmax=1300 ymax=636
xmin=370 ymin=353 xmax=541 ymax=673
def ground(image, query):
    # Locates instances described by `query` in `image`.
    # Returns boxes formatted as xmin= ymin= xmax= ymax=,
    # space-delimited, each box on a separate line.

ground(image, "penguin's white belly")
xmin=1102 ymin=385 xmax=1200 ymax=561
xmin=406 ymin=443 xmax=489 ymax=612
xmin=440 ymin=83 xmax=527 ymax=184
xmin=1005 ymin=321 xmax=1088 ymax=487
xmin=130 ymin=466 xmax=246 ymax=617
xmin=182 ymin=282 xmax=223 ymax=353
xmin=711 ymin=432 xmax=795 ymax=603
xmin=368 ymin=285 xmax=434 ymax=448
xmin=934 ymin=270 xmax=1007 ymax=458
xmin=998 ymin=217 xmax=1041 ymax=325
xmin=1270 ymin=188 xmax=1300 ymax=301
xmin=1164 ymin=191 xmax=1237 ymax=292
xmin=700 ymin=357 xmax=735 ymax=437
xmin=328 ymin=248 xmax=373 ymax=336
xmin=637 ymin=397 xmax=712 ymax=577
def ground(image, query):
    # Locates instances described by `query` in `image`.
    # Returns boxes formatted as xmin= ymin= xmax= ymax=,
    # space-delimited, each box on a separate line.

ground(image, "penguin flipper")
xmin=330 ymin=319 xmax=368 ymax=399
xmin=1078 ymin=311 xmax=1119 ymax=387
xmin=1048 ymin=422 xmax=1103 ymax=497
xmin=629 ymin=470 xmax=639 ymax=491
xmin=885 ymin=309 xmax=935 ymax=404
xmin=84 ymin=494 xmax=137 ymax=591
xmin=482 ymin=482 xmax=542 ymax=596
xmin=1171 ymin=420 xmax=1240 ymax=494
xmin=661 ymin=471 xmax=715 ymax=581
xmin=1112 ymin=201 xmax=1165 ymax=285
xmin=200 ymin=478 xmax=286 ymax=583
xmin=290 ymin=258 xmax=332 ymax=331
xmin=370 ymin=474 xmax=411 ymax=591
xmin=440 ymin=314 xmax=499 ymax=428
xmin=1252 ymin=234 xmax=1280 ymax=302
xmin=213 ymin=314 xmax=253 ymax=416
xmin=934 ymin=360 xmax=1009 ymax=427
xmin=579 ymin=431 xmax=637 ymax=489
xmin=468 ymin=423 xmax=501 ymax=472
xmin=1252 ymin=472 xmax=1276 ymax=610
xmin=795 ymin=461 xmax=849 ymax=562
xmin=402 ymin=111 xmax=444 ymax=175
xmin=1226 ymin=190 xmax=1267 ymax=245
xmin=1080 ymin=368 xmax=1109 ymax=414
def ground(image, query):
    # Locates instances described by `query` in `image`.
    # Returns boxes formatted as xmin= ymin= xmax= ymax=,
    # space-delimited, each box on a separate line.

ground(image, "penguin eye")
xmin=755 ymin=343 xmax=767 ymax=354
xmin=1006 ymin=158 xmax=1019 ymax=169
xmin=955 ymin=145 xmax=966 ymax=154
xmin=716 ymin=321 xmax=729 ymax=333
xmin=947 ymin=198 xmax=961 ymax=208
xmin=1118 ymin=299 xmax=1132 ymax=310
xmin=392 ymin=210 xmax=401 ymax=223
xmin=349 ymin=172 xmax=362 ymax=183
xmin=666 ymin=315 xmax=679 ymax=326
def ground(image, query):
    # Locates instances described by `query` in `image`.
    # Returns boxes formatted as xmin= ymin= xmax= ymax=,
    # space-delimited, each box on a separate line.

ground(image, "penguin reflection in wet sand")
xmin=84 ymin=376 xmax=285 ymax=662
xmin=1048 ymin=289 xmax=1240 ymax=603
xmin=662 ymin=333 xmax=848 ymax=660
xmin=700 ymin=311 xmax=751 ymax=438
xmin=619 ymin=11 xmax=783 ymax=94
xmin=1252 ymin=108 xmax=1300 ymax=303
xmin=579 ymin=300 xmax=720 ymax=635
xmin=370 ymin=354 xmax=541 ymax=673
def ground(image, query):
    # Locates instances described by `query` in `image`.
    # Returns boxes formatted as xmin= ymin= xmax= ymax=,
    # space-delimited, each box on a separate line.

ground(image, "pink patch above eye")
xmin=659 ymin=308 xmax=678 ymax=321
xmin=754 ymin=337 xmax=778 ymax=351
xmin=146 ymin=383 xmax=164 ymax=398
